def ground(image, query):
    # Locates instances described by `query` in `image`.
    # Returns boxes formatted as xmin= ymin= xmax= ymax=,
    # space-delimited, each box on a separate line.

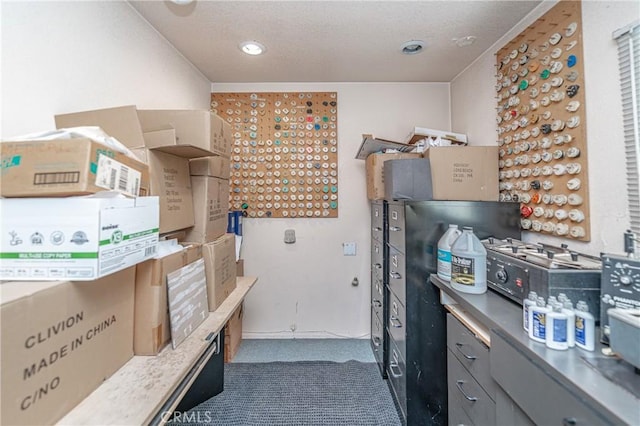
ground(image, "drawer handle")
xmin=562 ymin=418 xmax=578 ymax=426
xmin=390 ymin=226 xmax=402 ymax=232
xmin=389 ymin=362 xmax=403 ymax=378
xmin=455 ymin=380 xmax=478 ymax=402
xmin=390 ymin=316 xmax=403 ymax=328
xmin=455 ymin=343 xmax=477 ymax=360
xmin=374 ymin=263 xmax=382 ymax=269
xmin=389 ymin=272 xmax=402 ymax=279
xmin=372 ymin=226 xmax=382 ymax=232
xmin=372 ymin=299 xmax=382 ymax=308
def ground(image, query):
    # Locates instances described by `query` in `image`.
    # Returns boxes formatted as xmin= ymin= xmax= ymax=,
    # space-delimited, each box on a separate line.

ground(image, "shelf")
xmin=57 ymin=275 xmax=258 ymax=426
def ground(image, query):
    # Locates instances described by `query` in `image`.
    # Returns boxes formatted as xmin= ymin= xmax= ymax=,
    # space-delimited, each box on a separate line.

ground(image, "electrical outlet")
xmin=343 ymin=242 xmax=356 ymax=256
xmin=284 ymin=229 xmax=296 ymax=244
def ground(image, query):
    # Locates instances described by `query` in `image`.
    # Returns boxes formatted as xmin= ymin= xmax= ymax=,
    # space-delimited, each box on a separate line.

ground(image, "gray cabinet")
xmin=370 ymin=200 xmax=387 ymax=377
xmin=446 ymin=314 xmax=496 ymax=426
xmin=490 ymin=329 xmax=615 ymax=426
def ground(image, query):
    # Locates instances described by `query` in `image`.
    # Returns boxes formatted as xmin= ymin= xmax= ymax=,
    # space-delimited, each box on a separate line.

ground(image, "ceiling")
xmin=130 ymin=0 xmax=542 ymax=83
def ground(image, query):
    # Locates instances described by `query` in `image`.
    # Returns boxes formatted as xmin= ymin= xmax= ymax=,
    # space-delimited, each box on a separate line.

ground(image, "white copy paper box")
xmin=0 ymin=195 xmax=159 ymax=280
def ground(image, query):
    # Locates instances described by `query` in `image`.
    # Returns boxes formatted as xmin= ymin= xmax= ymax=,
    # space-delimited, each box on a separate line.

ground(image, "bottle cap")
xmin=463 ymin=226 xmax=473 ymax=231
xmin=563 ymin=300 xmax=573 ymax=309
xmin=576 ymin=300 xmax=589 ymax=312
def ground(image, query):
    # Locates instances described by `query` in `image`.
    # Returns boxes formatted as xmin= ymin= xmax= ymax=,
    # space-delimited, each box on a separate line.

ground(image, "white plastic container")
xmin=562 ymin=300 xmax=576 ymax=348
xmin=575 ymin=300 xmax=595 ymax=351
xmin=450 ymin=227 xmax=487 ymax=294
xmin=523 ymin=291 xmax=538 ymax=332
xmin=437 ymin=224 xmax=462 ymax=281
xmin=529 ymin=297 xmax=550 ymax=343
xmin=546 ymin=303 xmax=569 ymax=350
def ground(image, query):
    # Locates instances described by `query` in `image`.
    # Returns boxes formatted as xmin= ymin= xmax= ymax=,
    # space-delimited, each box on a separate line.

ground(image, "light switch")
xmin=343 ymin=242 xmax=357 ymax=256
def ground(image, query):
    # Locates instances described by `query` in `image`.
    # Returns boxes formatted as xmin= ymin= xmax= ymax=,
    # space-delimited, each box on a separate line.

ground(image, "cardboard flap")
xmin=355 ymin=135 xmax=416 ymax=160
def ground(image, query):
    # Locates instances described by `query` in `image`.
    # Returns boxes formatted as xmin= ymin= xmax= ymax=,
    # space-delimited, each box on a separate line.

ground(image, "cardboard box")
xmin=224 ymin=303 xmax=243 ymax=363
xmin=0 ymin=267 xmax=135 ymax=425
xmin=137 ymin=110 xmax=232 ymax=158
xmin=132 ymin=149 xmax=195 ymax=234
xmin=425 ymin=146 xmax=499 ymax=201
xmin=189 ymin=156 xmax=231 ymax=180
xmin=54 ymin=105 xmax=146 ymax=149
xmin=236 ymin=259 xmax=244 ymax=277
xmin=0 ymin=196 xmax=159 ymax=281
xmin=185 ymin=176 xmax=229 ymax=243
xmin=167 ymin=258 xmax=209 ymax=349
xmin=366 ymin=152 xmax=422 ymax=200
xmin=134 ymin=242 xmax=202 ymax=355
xmin=0 ymin=138 xmax=149 ymax=198
xmin=202 ymin=234 xmax=237 ymax=311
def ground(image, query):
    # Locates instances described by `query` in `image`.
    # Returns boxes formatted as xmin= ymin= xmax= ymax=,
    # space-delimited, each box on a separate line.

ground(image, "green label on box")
xmin=0 ymin=252 xmax=98 ymax=259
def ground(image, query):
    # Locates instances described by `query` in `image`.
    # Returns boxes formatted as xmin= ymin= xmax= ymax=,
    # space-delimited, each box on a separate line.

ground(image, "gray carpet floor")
xmin=174 ymin=360 xmax=401 ymax=425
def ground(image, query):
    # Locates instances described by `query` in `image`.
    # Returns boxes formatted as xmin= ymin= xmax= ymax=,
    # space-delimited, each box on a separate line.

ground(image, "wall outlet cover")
xmin=284 ymin=229 xmax=296 ymax=244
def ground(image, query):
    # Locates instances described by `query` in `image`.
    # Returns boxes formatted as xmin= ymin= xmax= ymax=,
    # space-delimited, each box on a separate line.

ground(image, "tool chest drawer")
xmin=446 ymin=314 xmax=496 ymax=400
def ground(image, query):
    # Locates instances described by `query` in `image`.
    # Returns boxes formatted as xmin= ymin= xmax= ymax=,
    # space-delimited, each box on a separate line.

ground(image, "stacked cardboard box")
xmin=0 ymin=267 xmax=136 ymax=425
xmin=365 ymin=146 xmax=499 ymax=201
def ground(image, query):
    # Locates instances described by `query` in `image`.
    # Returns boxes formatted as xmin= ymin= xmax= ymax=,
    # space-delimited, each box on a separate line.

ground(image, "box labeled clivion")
xmin=425 ymin=146 xmax=499 ymax=201
xmin=0 ymin=196 xmax=159 ymax=281
xmin=134 ymin=242 xmax=202 ymax=355
xmin=132 ymin=148 xmax=194 ymax=234
xmin=186 ymin=176 xmax=229 ymax=243
xmin=202 ymin=233 xmax=237 ymax=311
xmin=0 ymin=266 xmax=135 ymax=425
xmin=137 ymin=110 xmax=232 ymax=158
xmin=365 ymin=152 xmax=422 ymax=200
xmin=0 ymin=138 xmax=149 ymax=198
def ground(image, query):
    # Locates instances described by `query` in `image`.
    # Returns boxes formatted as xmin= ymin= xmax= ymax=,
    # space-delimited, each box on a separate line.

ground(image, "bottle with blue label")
xmin=574 ymin=300 xmax=595 ymax=351
xmin=437 ymin=224 xmax=462 ymax=281
xmin=450 ymin=227 xmax=487 ymax=294
xmin=562 ymin=299 xmax=576 ymax=348
xmin=528 ymin=297 xmax=550 ymax=343
xmin=545 ymin=303 xmax=569 ymax=350
xmin=523 ymin=291 xmax=538 ymax=332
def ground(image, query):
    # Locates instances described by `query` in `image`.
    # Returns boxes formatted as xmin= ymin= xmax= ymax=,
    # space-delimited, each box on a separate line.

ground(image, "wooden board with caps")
xmin=211 ymin=92 xmax=338 ymax=219
xmin=495 ymin=0 xmax=590 ymax=241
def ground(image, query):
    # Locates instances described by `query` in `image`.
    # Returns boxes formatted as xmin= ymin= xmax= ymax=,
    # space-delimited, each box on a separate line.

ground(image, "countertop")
xmin=431 ymin=274 xmax=640 ymax=425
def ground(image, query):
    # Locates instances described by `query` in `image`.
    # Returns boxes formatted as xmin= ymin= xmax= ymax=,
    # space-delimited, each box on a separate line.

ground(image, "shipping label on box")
xmin=167 ymin=258 xmax=209 ymax=349
xmin=186 ymin=176 xmax=229 ymax=243
xmin=0 ymin=138 xmax=149 ymax=198
xmin=0 ymin=196 xmax=159 ymax=281
xmin=0 ymin=267 xmax=135 ymax=426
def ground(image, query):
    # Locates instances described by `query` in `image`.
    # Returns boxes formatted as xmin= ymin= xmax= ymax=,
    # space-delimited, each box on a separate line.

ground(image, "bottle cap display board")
xmin=211 ymin=92 xmax=338 ymax=218
xmin=495 ymin=0 xmax=590 ymax=241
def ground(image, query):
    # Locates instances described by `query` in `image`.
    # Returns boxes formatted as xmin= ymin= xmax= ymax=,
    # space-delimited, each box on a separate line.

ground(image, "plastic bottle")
xmin=557 ymin=293 xmax=568 ymax=303
xmin=546 ymin=303 xmax=569 ymax=350
xmin=450 ymin=227 xmax=487 ymax=294
xmin=528 ymin=297 xmax=550 ymax=343
xmin=523 ymin=291 xmax=538 ymax=332
xmin=574 ymin=300 xmax=595 ymax=351
xmin=562 ymin=299 xmax=576 ymax=348
xmin=437 ymin=224 xmax=462 ymax=281
xmin=547 ymin=295 xmax=558 ymax=307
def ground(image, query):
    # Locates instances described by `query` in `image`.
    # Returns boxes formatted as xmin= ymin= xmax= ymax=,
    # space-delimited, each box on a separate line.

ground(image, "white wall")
xmin=451 ymin=0 xmax=639 ymax=256
xmin=213 ymin=82 xmax=450 ymax=338
xmin=1 ymin=1 xmax=211 ymax=138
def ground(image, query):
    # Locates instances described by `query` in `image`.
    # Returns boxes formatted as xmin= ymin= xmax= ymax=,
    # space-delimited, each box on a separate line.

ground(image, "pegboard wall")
xmin=211 ymin=92 xmax=338 ymax=218
xmin=495 ymin=0 xmax=591 ymax=241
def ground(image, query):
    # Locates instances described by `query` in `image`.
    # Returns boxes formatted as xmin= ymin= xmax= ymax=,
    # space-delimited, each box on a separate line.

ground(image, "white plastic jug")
xmin=437 ymin=224 xmax=462 ymax=281
xmin=450 ymin=226 xmax=487 ymax=294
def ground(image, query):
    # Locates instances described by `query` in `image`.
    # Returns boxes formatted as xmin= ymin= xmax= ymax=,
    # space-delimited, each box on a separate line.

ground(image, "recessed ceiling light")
xmin=170 ymin=0 xmax=194 ymax=4
xmin=400 ymin=40 xmax=426 ymax=55
xmin=453 ymin=36 xmax=477 ymax=48
xmin=239 ymin=41 xmax=266 ymax=56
